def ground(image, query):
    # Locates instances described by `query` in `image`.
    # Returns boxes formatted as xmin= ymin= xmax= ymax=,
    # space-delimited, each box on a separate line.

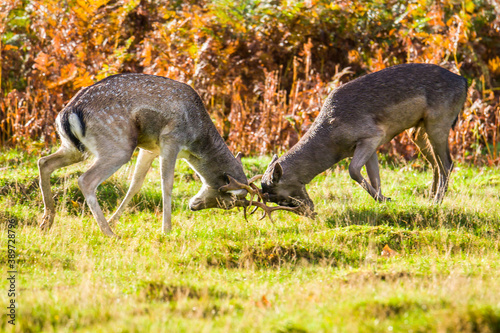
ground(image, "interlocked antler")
xmin=219 ymin=174 xmax=262 ymax=205
xmin=219 ymin=174 xmax=300 ymax=223
xmin=243 ymin=200 xmax=300 ymax=223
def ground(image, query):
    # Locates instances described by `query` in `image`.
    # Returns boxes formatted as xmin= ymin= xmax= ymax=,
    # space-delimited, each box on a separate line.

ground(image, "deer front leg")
xmin=349 ymin=137 xmax=389 ymax=202
xmin=159 ymin=143 xmax=179 ymax=233
xmin=365 ymin=152 xmax=390 ymax=202
xmin=78 ymin=154 xmax=132 ymax=237
xmin=109 ymin=149 xmax=158 ymax=225
xmin=38 ymin=147 xmax=83 ymax=230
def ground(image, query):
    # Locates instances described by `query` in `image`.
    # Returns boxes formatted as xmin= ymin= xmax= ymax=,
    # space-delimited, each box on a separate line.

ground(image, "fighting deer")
xmin=260 ymin=64 xmax=468 ymax=215
xmin=38 ymin=74 xmax=291 ymax=237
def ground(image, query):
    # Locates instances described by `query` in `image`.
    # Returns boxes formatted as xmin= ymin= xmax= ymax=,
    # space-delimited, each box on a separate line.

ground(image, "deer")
xmin=38 ymin=74 xmax=292 ymax=237
xmin=259 ymin=63 xmax=468 ymax=216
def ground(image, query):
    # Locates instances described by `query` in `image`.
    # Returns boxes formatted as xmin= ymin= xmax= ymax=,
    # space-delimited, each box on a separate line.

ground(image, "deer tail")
xmin=452 ymin=76 xmax=469 ymax=130
xmin=58 ymin=106 xmax=87 ymax=152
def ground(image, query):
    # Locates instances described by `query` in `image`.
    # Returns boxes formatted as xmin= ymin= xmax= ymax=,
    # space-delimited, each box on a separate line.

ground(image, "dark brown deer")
xmin=260 ymin=64 xmax=468 ymax=215
xmin=38 ymin=74 xmax=286 ymax=237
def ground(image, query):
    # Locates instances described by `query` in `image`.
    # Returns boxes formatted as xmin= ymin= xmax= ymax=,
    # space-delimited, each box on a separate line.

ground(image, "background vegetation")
xmin=1 ymin=0 xmax=500 ymax=163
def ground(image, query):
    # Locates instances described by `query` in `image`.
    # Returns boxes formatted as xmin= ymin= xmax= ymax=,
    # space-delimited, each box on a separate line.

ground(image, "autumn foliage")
xmin=1 ymin=0 xmax=499 ymax=164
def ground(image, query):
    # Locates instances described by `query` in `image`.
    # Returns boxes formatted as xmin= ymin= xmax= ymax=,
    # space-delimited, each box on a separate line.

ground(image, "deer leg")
xmin=108 ymin=149 xmax=158 ymax=225
xmin=409 ymin=127 xmax=439 ymax=197
xmin=425 ymin=127 xmax=454 ymax=203
xmin=365 ymin=152 xmax=390 ymax=201
xmin=78 ymin=153 xmax=132 ymax=237
xmin=349 ymin=138 xmax=389 ymax=202
xmin=38 ymin=147 xmax=84 ymax=230
xmin=159 ymin=143 xmax=179 ymax=233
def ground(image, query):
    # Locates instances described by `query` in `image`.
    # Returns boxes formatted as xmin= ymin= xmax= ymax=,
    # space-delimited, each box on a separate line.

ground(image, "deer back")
xmin=316 ymin=63 xmax=467 ymax=146
xmin=263 ymin=63 xmax=467 ymax=197
xmin=57 ymin=74 xmax=246 ymax=188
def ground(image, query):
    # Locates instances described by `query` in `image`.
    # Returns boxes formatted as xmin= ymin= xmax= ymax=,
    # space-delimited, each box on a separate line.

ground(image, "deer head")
xmin=189 ymin=177 xmax=248 ymax=211
xmin=261 ymin=155 xmax=316 ymax=217
xmin=189 ymin=152 xmax=248 ymax=211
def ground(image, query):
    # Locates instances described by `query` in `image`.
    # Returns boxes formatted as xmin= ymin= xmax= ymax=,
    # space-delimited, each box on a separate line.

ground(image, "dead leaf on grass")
xmin=381 ymin=244 xmax=399 ymax=258
xmin=256 ymin=294 xmax=272 ymax=308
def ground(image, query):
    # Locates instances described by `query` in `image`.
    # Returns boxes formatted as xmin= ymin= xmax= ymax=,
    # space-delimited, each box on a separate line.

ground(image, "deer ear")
xmin=270 ymin=154 xmax=279 ymax=164
xmin=271 ymin=162 xmax=283 ymax=183
xmin=235 ymin=152 xmax=243 ymax=163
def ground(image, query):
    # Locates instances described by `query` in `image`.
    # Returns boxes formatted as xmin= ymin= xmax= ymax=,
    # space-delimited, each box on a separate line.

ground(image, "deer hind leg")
xmin=159 ymin=140 xmax=180 ymax=234
xmin=425 ymin=124 xmax=454 ymax=204
xmin=365 ymin=152 xmax=390 ymax=201
xmin=78 ymin=151 xmax=133 ymax=237
xmin=409 ymin=126 xmax=440 ymax=197
xmin=108 ymin=149 xmax=158 ymax=225
xmin=349 ymin=136 xmax=390 ymax=202
xmin=38 ymin=147 xmax=84 ymax=230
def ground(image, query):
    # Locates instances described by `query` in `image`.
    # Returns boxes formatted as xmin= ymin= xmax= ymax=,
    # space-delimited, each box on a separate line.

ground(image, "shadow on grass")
xmin=187 ymin=239 xmax=362 ymax=270
xmin=355 ymin=298 xmax=500 ymax=333
xmin=140 ymin=281 xmax=233 ymax=302
xmin=324 ymin=205 xmax=499 ymax=236
xmin=0 ymin=210 xmax=38 ymax=227
xmin=1 ymin=174 xmax=193 ymax=220
xmin=139 ymin=281 xmax=237 ymax=318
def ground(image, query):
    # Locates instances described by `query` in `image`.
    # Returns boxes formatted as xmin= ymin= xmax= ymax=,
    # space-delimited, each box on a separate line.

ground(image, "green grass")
xmin=1 ymin=147 xmax=499 ymax=332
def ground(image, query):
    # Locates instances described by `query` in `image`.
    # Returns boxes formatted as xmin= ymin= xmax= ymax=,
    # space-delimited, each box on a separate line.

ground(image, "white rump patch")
xmin=68 ymin=113 xmax=84 ymax=139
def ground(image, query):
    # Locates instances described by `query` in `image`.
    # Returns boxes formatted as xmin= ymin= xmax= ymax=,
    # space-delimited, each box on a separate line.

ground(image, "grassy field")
xmin=1 ymin=147 xmax=499 ymax=332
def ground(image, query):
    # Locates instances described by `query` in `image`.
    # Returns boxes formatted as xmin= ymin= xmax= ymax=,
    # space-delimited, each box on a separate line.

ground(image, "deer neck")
xmin=185 ymin=127 xmax=246 ymax=188
xmin=279 ymin=125 xmax=341 ymax=185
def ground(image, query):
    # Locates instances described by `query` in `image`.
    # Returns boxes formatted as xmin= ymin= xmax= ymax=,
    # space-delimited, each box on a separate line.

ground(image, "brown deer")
xmin=38 ymin=74 xmax=287 ymax=237
xmin=260 ymin=64 xmax=468 ymax=215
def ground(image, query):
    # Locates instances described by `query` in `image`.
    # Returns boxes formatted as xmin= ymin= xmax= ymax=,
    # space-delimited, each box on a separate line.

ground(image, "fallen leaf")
xmin=256 ymin=294 xmax=271 ymax=308
xmin=261 ymin=295 xmax=271 ymax=307
xmin=381 ymin=244 xmax=399 ymax=258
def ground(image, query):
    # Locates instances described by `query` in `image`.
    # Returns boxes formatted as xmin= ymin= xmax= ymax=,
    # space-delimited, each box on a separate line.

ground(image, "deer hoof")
xmin=376 ymin=196 xmax=391 ymax=203
xmin=102 ymin=228 xmax=119 ymax=238
xmin=39 ymin=214 xmax=54 ymax=230
xmin=105 ymin=230 xmax=120 ymax=238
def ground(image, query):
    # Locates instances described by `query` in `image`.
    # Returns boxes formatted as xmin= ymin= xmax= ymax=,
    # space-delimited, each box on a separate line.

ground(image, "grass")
xmin=0 ymin=146 xmax=499 ymax=332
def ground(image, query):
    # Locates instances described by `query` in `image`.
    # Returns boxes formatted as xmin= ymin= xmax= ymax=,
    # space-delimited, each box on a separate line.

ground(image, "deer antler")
xmin=219 ymin=174 xmax=263 ymax=206
xmin=219 ymin=174 xmax=302 ymax=223
xmin=248 ymin=174 xmax=263 ymax=184
xmin=219 ymin=175 xmax=251 ymax=193
xmin=219 ymin=173 xmax=305 ymax=223
xmin=244 ymin=200 xmax=300 ymax=223
xmin=218 ymin=174 xmax=260 ymax=222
